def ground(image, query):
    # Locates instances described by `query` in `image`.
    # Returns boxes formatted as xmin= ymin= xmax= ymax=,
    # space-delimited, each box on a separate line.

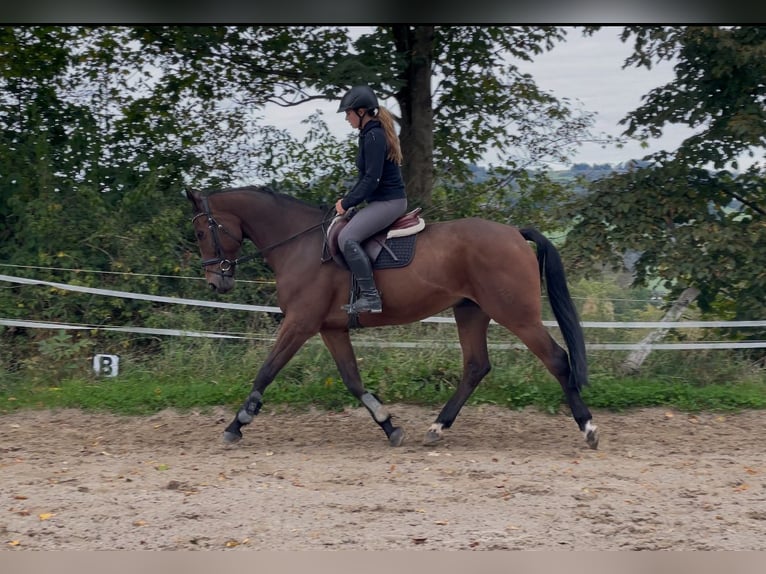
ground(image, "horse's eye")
xmin=196 ymin=230 xmax=205 ymax=240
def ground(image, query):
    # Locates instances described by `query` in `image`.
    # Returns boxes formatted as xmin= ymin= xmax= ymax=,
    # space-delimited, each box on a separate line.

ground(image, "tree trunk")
xmin=391 ymin=25 xmax=434 ymax=208
xmin=621 ymin=286 xmax=700 ymax=374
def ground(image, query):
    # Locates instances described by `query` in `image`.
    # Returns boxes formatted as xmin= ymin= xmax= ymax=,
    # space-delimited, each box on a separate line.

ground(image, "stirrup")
xmin=343 ymin=293 xmax=382 ymax=314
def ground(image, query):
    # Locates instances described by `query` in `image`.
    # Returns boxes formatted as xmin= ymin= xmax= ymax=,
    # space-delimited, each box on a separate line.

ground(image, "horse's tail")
xmin=520 ymin=227 xmax=588 ymax=391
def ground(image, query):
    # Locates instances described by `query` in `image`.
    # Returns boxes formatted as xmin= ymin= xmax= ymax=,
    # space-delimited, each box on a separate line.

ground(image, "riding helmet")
xmin=337 ymin=85 xmax=378 ymax=113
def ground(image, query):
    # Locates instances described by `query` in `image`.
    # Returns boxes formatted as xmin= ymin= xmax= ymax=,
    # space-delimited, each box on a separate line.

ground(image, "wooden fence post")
xmin=620 ymin=286 xmax=701 ymax=374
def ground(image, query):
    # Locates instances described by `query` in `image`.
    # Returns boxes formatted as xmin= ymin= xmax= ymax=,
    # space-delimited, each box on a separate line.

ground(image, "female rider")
xmin=335 ymin=85 xmax=408 ymax=314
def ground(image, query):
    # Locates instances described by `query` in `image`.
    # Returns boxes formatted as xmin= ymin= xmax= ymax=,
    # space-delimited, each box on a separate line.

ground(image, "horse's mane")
xmin=202 ymin=185 xmax=324 ymax=212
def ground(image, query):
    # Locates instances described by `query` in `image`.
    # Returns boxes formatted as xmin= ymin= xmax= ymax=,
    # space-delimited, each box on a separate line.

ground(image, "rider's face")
xmin=345 ymin=108 xmax=362 ymax=129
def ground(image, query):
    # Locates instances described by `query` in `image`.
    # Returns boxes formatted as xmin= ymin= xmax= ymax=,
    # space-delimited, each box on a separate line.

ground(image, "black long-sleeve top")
xmin=340 ymin=119 xmax=406 ymax=211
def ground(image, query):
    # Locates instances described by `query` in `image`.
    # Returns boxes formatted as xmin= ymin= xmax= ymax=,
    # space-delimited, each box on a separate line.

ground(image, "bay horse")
xmin=186 ymin=186 xmax=599 ymax=450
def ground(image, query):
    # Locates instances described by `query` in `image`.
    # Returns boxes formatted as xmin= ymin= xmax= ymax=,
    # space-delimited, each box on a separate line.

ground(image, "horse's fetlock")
xmin=573 ymin=414 xmax=594 ymax=433
xmin=243 ymin=390 xmax=263 ymax=417
xmin=237 ymin=409 xmax=254 ymax=424
xmin=245 ymin=399 xmax=262 ymax=417
xmin=361 ymin=392 xmax=389 ymax=423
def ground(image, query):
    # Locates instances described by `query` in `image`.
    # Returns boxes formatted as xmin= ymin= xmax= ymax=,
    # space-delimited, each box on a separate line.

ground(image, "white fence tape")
xmin=0 ymin=273 xmax=280 ymax=314
xmin=2 ymin=318 xmax=765 ymax=350
xmin=2 ymin=273 xmax=765 ymax=349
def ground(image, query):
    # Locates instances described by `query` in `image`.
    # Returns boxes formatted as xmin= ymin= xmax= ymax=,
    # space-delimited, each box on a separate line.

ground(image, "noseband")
xmin=192 ymin=196 xmax=258 ymax=277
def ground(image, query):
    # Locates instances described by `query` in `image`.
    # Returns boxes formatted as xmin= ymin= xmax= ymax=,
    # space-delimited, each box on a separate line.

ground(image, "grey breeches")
xmin=338 ymin=198 xmax=408 ymax=249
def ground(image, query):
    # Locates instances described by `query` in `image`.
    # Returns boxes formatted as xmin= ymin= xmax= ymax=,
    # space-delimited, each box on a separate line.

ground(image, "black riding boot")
xmin=342 ymin=240 xmax=382 ymax=313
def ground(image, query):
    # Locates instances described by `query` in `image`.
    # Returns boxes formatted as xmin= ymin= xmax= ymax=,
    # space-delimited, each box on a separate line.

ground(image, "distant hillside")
xmin=549 ymin=160 xmax=652 ymax=182
xmin=469 ymin=160 xmax=653 ymax=184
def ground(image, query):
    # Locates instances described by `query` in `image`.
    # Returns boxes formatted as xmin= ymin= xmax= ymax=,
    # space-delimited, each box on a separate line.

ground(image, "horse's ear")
xmin=184 ymin=188 xmax=201 ymax=210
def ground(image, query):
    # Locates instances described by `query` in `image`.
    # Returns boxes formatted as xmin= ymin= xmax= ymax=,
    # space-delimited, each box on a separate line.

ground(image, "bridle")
xmin=191 ymin=196 xmax=256 ymax=277
xmin=191 ymin=195 xmax=332 ymax=276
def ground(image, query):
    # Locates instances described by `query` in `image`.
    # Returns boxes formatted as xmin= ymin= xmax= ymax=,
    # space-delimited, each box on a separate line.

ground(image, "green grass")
xmin=2 ymin=336 xmax=765 ymax=417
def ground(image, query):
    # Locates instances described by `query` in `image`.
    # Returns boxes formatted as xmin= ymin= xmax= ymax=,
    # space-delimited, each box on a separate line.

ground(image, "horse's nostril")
xmin=208 ymin=283 xmax=218 ymax=292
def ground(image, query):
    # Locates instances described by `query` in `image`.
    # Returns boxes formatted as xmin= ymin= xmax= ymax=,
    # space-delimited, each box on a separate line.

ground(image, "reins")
xmin=192 ymin=195 xmax=333 ymax=274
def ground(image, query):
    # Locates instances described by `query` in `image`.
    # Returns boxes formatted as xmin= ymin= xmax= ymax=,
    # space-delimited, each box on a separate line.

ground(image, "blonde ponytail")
xmin=376 ymin=107 xmax=403 ymax=165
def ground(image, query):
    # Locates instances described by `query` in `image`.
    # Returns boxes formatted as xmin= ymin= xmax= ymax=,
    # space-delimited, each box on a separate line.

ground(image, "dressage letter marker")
xmin=93 ymin=354 xmax=120 ymax=377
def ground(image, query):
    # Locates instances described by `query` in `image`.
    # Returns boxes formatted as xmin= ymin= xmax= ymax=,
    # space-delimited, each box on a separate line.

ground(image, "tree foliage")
xmin=0 ymin=26 xmax=272 ymax=368
xmin=128 ymin=26 xmax=598 ymax=210
xmin=564 ymin=26 xmax=766 ymax=341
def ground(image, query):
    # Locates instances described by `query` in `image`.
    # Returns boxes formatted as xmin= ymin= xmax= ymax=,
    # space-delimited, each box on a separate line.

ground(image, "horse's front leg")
xmin=223 ymin=318 xmax=314 ymax=443
xmin=320 ymin=328 xmax=405 ymax=446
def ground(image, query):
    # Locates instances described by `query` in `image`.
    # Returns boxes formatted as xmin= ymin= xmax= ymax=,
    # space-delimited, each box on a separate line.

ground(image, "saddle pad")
xmin=373 ymin=235 xmax=417 ymax=270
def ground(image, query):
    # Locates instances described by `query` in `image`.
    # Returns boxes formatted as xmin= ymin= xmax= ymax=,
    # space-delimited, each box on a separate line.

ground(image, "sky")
xmin=262 ymin=26 xmax=697 ymax=170
xmin=514 ymin=26 xmax=695 ymax=168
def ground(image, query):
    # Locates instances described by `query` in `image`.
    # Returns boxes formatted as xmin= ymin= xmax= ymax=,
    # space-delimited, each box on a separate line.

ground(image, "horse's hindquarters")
xmin=367 ymin=219 xmax=542 ymax=323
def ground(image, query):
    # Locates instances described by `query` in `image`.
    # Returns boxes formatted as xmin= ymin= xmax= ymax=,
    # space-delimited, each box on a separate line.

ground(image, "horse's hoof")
xmin=423 ymin=429 xmax=443 ymax=445
xmin=388 ymin=426 xmax=405 ymax=447
xmin=584 ymin=422 xmax=599 ymax=450
xmin=223 ymin=430 xmax=242 ymax=444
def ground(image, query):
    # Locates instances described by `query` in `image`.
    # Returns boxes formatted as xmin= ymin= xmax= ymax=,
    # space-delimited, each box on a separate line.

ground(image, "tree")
xmin=130 ymin=25 xmax=598 ymax=209
xmin=564 ymin=26 xmax=766 ymax=339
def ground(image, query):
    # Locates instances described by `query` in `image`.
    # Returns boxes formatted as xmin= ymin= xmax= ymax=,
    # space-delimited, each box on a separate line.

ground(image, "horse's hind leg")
xmin=320 ymin=328 xmax=405 ymax=446
xmin=425 ymin=299 xmax=492 ymax=445
xmin=511 ymin=322 xmax=598 ymax=449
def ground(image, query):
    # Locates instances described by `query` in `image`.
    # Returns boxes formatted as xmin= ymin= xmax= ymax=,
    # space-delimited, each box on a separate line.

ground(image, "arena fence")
xmin=2 ymin=273 xmax=765 ymax=351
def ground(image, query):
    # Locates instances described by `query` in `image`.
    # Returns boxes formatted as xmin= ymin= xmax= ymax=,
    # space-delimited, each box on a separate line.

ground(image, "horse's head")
xmin=186 ymin=189 xmax=243 ymax=294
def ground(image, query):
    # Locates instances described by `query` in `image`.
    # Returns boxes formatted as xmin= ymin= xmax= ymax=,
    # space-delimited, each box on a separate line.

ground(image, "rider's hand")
xmin=335 ymin=199 xmax=346 ymax=215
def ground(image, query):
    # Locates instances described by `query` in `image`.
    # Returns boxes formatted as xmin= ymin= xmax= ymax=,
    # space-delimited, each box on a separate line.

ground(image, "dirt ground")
xmin=1 ymin=403 xmax=765 ymax=551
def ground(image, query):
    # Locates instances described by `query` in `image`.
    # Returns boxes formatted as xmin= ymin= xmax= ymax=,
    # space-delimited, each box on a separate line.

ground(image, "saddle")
xmin=324 ymin=207 xmax=425 ymax=270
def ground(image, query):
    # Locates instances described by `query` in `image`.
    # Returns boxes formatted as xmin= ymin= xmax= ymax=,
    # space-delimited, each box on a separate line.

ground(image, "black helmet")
xmin=337 ymin=85 xmax=378 ymax=113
